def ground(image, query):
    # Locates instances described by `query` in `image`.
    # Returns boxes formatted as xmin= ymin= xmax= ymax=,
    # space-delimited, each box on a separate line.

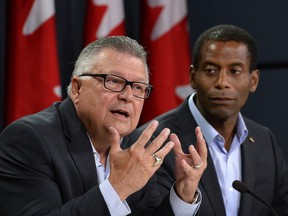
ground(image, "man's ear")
xmin=70 ymin=77 xmax=82 ymax=104
xmin=250 ymin=69 xmax=260 ymax=93
xmin=190 ymin=65 xmax=197 ymax=89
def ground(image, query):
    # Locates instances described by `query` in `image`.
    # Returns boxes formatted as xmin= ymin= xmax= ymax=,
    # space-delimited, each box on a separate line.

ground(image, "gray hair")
xmin=67 ymin=36 xmax=149 ymax=95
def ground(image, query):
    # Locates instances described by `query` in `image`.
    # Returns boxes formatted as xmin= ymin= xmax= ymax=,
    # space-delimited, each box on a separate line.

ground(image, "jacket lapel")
xmin=59 ymin=98 xmax=98 ymax=191
xmin=238 ymin=135 xmax=257 ymax=216
xmin=200 ymin=152 xmax=227 ymax=216
xmin=174 ymin=99 xmax=227 ymax=215
xmin=68 ymin=132 xmax=98 ymax=190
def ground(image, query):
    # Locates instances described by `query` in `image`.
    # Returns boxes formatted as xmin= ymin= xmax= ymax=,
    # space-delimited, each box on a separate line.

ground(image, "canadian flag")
xmin=84 ymin=0 xmax=125 ymax=45
xmin=5 ymin=0 xmax=61 ymax=125
xmin=140 ymin=0 xmax=193 ymax=124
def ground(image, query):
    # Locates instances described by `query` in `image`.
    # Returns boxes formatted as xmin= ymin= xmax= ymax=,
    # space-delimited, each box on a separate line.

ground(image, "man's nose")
xmin=119 ymin=84 xmax=134 ymax=101
xmin=215 ymin=70 xmax=230 ymax=89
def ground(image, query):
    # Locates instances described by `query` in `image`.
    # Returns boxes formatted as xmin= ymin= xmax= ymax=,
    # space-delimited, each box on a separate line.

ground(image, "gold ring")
xmin=152 ymin=153 xmax=162 ymax=167
xmin=193 ymin=162 xmax=203 ymax=169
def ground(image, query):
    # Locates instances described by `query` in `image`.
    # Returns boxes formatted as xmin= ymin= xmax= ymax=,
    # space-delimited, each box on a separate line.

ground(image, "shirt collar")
xmin=188 ymin=93 xmax=248 ymax=146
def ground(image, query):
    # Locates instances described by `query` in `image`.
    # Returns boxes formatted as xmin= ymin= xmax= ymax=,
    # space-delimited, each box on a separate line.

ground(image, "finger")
xmin=188 ymin=145 xmax=202 ymax=166
xmin=170 ymin=133 xmax=183 ymax=155
xmin=108 ymin=127 xmax=122 ymax=154
xmin=134 ymin=120 xmax=159 ymax=149
xmin=181 ymin=158 xmax=192 ymax=174
xmin=150 ymin=141 xmax=174 ymax=168
xmin=154 ymin=141 xmax=174 ymax=159
xmin=195 ymin=126 xmax=207 ymax=160
xmin=145 ymin=127 xmax=170 ymax=155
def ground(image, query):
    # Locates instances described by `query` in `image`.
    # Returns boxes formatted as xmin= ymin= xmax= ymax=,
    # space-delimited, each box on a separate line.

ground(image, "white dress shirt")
xmin=88 ymin=133 xmax=201 ymax=215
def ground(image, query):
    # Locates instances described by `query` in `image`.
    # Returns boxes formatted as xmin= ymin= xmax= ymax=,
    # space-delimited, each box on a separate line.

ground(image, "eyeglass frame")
xmin=79 ymin=73 xmax=153 ymax=99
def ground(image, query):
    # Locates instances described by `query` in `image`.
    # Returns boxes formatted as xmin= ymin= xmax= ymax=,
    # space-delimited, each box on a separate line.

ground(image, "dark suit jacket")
xmin=136 ymin=97 xmax=288 ymax=216
xmin=0 ymin=98 xmax=174 ymax=216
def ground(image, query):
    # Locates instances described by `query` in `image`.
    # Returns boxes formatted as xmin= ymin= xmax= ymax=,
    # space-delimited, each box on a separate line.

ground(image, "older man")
xmin=0 ymin=36 xmax=207 ymax=215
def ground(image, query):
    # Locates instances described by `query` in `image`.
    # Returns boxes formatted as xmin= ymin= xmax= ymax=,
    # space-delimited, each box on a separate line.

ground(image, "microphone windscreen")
xmin=232 ymin=180 xmax=279 ymax=216
xmin=232 ymin=180 xmax=248 ymax=193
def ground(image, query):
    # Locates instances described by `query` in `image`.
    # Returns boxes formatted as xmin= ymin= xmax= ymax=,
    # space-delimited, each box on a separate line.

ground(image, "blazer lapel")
xmin=200 ymin=152 xmax=227 ymax=216
xmin=68 ymin=133 xmax=98 ymax=191
xmin=238 ymin=136 xmax=257 ymax=216
xmin=59 ymin=98 xmax=98 ymax=191
xmin=173 ymin=99 xmax=226 ymax=215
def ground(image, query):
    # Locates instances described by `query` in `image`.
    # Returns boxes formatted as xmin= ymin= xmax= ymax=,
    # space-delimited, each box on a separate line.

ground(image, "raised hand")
xmin=108 ymin=120 xmax=174 ymax=201
xmin=170 ymin=126 xmax=207 ymax=203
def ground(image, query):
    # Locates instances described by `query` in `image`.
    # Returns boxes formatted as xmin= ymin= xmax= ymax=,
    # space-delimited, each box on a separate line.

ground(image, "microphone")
xmin=232 ymin=180 xmax=278 ymax=216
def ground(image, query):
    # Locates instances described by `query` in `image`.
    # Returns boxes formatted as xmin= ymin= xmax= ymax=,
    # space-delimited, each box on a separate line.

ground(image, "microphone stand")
xmin=232 ymin=180 xmax=278 ymax=216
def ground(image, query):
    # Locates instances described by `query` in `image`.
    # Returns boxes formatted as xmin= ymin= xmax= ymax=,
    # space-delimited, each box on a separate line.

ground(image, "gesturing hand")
xmin=108 ymin=120 xmax=174 ymax=201
xmin=171 ymin=126 xmax=207 ymax=203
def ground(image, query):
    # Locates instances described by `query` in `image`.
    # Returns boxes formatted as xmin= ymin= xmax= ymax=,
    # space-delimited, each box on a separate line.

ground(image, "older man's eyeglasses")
xmin=79 ymin=73 xmax=153 ymax=99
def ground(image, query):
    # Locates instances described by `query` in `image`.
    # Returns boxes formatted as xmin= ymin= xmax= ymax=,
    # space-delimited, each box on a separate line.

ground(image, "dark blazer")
xmin=136 ymin=97 xmax=288 ymax=216
xmin=0 ymin=98 xmax=173 ymax=216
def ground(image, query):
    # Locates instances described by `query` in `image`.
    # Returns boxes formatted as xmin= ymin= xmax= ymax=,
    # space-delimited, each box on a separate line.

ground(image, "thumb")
xmin=108 ymin=127 xmax=121 ymax=154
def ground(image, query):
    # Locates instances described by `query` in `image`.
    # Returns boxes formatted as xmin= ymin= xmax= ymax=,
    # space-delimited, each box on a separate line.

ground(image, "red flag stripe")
xmin=84 ymin=0 xmax=125 ymax=45
xmin=5 ymin=0 xmax=61 ymax=125
xmin=140 ymin=0 xmax=193 ymax=124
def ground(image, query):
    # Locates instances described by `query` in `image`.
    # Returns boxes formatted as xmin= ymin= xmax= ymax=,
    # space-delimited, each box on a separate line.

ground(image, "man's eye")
xmin=205 ymin=68 xmax=217 ymax=74
xmin=106 ymin=78 xmax=121 ymax=84
xmin=133 ymin=84 xmax=144 ymax=91
xmin=230 ymin=69 xmax=242 ymax=75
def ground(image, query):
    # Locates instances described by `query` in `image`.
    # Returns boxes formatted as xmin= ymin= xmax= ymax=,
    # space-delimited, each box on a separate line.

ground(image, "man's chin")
xmin=114 ymin=125 xmax=134 ymax=138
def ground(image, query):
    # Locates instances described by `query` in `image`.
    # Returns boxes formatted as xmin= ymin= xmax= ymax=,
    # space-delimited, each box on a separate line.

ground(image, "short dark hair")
xmin=192 ymin=24 xmax=258 ymax=71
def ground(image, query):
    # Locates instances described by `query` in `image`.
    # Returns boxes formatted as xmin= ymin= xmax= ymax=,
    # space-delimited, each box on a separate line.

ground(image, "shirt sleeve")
xmin=99 ymin=179 xmax=131 ymax=216
xmin=169 ymin=183 xmax=202 ymax=216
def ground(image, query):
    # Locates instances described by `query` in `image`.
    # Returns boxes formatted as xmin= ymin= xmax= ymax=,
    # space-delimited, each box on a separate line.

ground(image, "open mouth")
xmin=111 ymin=110 xmax=129 ymax=117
